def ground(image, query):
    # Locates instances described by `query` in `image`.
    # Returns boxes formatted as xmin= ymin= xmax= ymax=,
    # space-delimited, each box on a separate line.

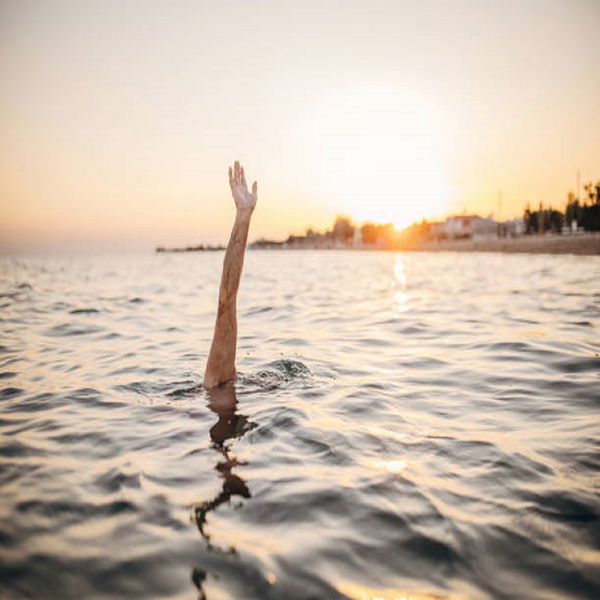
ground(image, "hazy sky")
xmin=1 ymin=0 xmax=599 ymax=251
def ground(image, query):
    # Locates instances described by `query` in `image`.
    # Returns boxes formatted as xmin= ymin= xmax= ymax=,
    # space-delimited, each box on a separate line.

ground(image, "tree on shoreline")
xmin=524 ymin=204 xmax=563 ymax=234
xmin=564 ymin=181 xmax=600 ymax=231
xmin=523 ymin=179 xmax=599 ymax=233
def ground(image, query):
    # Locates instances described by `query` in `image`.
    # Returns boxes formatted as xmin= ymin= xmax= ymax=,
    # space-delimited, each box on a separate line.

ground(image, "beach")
xmin=401 ymin=233 xmax=600 ymax=255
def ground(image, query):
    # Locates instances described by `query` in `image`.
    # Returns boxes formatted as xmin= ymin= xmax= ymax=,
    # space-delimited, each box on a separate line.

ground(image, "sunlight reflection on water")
xmin=372 ymin=459 xmax=407 ymax=474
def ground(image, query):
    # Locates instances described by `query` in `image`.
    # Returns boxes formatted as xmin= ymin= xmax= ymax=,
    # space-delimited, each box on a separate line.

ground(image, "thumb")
xmin=252 ymin=181 xmax=258 ymax=195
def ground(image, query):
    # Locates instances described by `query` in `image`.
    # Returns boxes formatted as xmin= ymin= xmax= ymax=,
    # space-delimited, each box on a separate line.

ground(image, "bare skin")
xmin=203 ymin=161 xmax=257 ymax=389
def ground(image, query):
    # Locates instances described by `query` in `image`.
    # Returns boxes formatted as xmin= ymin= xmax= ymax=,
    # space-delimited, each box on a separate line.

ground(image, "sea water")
xmin=0 ymin=250 xmax=599 ymax=599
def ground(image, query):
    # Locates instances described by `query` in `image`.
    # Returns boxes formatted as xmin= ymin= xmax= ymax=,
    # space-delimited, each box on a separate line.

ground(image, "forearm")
xmin=218 ymin=209 xmax=252 ymax=307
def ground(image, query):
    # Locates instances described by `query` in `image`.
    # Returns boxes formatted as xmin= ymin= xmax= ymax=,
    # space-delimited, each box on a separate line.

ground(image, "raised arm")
xmin=203 ymin=161 xmax=257 ymax=388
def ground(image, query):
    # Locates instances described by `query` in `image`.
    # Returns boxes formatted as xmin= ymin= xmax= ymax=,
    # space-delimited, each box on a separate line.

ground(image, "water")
xmin=1 ymin=250 xmax=599 ymax=600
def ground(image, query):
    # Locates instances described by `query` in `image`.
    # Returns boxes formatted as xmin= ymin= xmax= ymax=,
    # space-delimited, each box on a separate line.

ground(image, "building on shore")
xmin=443 ymin=215 xmax=500 ymax=240
xmin=250 ymin=214 xmax=531 ymax=251
xmin=500 ymin=218 xmax=526 ymax=238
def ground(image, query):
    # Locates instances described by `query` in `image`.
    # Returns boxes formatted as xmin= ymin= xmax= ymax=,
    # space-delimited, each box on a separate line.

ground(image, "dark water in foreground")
xmin=1 ymin=250 xmax=599 ymax=600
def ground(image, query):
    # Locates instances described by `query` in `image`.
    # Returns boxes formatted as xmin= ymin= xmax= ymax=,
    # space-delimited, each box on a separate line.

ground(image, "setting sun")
xmin=312 ymin=87 xmax=451 ymax=228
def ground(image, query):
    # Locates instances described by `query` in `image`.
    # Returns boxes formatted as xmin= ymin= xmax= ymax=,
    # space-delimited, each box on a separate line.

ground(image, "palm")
xmin=229 ymin=161 xmax=257 ymax=212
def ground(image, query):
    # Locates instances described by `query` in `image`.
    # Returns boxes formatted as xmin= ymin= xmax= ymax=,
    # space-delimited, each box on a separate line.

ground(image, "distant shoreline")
xmin=155 ymin=245 xmax=225 ymax=253
xmin=156 ymin=233 xmax=600 ymax=256
xmin=248 ymin=233 xmax=600 ymax=255
xmin=398 ymin=233 xmax=600 ymax=255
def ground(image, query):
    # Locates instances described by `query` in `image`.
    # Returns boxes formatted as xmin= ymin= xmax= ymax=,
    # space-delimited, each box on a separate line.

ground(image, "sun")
xmin=313 ymin=87 xmax=451 ymax=229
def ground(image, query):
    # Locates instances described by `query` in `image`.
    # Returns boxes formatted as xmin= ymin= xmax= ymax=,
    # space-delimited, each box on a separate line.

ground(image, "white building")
xmin=444 ymin=215 xmax=499 ymax=240
xmin=502 ymin=218 xmax=525 ymax=237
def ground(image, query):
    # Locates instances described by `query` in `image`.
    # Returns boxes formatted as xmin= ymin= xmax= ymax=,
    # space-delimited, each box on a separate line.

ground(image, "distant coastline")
xmin=249 ymin=233 xmax=600 ymax=255
xmin=247 ymin=212 xmax=600 ymax=255
xmin=156 ymin=233 xmax=600 ymax=256
xmin=384 ymin=232 xmax=600 ymax=255
xmin=156 ymin=244 xmax=225 ymax=253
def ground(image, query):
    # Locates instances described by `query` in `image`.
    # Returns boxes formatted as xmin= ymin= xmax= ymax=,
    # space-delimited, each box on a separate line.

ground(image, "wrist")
xmin=236 ymin=207 xmax=254 ymax=221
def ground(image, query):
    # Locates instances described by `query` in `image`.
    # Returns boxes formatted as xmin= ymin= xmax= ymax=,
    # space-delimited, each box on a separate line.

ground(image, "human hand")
xmin=229 ymin=160 xmax=257 ymax=215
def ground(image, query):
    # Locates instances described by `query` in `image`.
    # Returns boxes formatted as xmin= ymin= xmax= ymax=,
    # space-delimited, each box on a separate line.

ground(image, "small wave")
xmin=525 ymin=489 xmax=599 ymax=523
xmin=100 ymin=332 xmax=122 ymax=340
xmin=237 ymin=359 xmax=312 ymax=392
xmin=49 ymin=431 xmax=117 ymax=459
xmin=166 ymin=383 xmax=202 ymax=398
xmin=64 ymin=388 xmax=125 ymax=410
xmin=553 ymin=356 xmax=599 ymax=373
xmin=16 ymin=498 xmax=137 ymax=521
xmin=4 ymin=392 xmax=60 ymax=414
xmin=0 ymin=291 xmax=20 ymax=300
xmin=0 ymin=440 xmax=44 ymax=458
xmin=92 ymin=467 xmax=142 ymax=493
xmin=43 ymin=322 xmax=104 ymax=337
xmin=1 ymin=386 xmax=23 ymax=400
xmin=115 ymin=379 xmax=200 ymax=400
xmin=257 ymin=359 xmax=311 ymax=379
xmin=244 ymin=305 xmax=274 ymax=316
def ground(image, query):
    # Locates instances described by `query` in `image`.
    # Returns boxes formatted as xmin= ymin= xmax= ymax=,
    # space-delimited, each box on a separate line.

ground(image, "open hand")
xmin=229 ymin=161 xmax=257 ymax=214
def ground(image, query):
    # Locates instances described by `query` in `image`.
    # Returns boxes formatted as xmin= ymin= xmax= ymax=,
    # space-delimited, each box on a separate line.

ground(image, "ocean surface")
xmin=1 ymin=250 xmax=599 ymax=600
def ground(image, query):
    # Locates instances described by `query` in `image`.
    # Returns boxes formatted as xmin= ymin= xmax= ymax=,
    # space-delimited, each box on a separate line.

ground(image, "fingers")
xmin=252 ymin=181 xmax=257 ymax=196
xmin=230 ymin=160 xmax=253 ymax=192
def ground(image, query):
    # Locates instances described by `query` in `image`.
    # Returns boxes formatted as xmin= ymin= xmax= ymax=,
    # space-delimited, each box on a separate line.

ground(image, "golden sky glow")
xmin=1 ymin=0 xmax=599 ymax=250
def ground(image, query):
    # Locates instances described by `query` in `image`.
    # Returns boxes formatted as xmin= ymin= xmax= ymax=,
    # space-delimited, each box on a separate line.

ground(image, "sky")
xmin=1 ymin=0 xmax=599 ymax=251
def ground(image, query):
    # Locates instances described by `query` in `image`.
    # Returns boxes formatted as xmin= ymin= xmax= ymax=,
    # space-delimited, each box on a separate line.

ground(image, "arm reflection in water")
xmin=193 ymin=382 xmax=252 ymax=543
